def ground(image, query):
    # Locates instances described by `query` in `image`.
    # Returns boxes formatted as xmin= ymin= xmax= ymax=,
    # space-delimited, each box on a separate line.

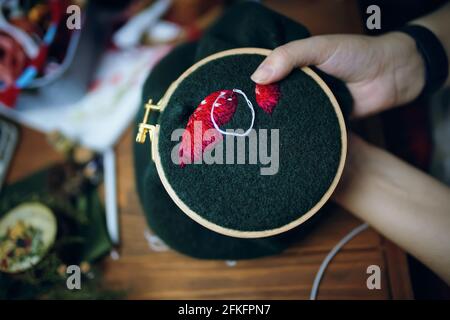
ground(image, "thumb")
xmin=251 ymin=36 xmax=338 ymax=84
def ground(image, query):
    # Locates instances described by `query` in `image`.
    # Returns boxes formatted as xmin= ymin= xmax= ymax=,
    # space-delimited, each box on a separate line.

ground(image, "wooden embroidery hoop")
xmin=136 ymin=47 xmax=347 ymax=239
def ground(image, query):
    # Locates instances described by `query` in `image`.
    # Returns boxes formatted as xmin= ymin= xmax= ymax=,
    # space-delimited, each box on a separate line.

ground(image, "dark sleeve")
xmin=358 ymin=0 xmax=449 ymax=34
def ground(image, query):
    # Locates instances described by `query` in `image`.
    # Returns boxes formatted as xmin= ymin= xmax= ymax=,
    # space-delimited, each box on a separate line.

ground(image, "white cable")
xmin=210 ymin=89 xmax=255 ymax=137
xmin=310 ymin=222 xmax=369 ymax=300
xmin=103 ymin=148 xmax=119 ymax=245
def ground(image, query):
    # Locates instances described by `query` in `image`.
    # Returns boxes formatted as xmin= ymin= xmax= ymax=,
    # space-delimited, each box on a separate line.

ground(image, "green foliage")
xmin=0 ymin=165 xmax=123 ymax=299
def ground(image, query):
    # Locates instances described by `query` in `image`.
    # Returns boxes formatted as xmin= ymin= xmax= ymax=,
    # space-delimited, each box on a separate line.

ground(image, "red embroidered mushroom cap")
xmin=179 ymin=90 xmax=238 ymax=166
xmin=255 ymin=83 xmax=280 ymax=114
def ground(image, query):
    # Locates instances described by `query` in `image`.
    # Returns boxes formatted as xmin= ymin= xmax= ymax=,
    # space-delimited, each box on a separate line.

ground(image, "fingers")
xmin=251 ymin=36 xmax=338 ymax=84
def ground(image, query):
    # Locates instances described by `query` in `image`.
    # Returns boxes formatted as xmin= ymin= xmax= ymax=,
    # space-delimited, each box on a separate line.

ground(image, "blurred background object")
xmin=0 ymin=117 xmax=18 ymax=191
xmin=0 ymin=0 xmax=75 ymax=107
xmin=0 ymin=0 xmax=225 ymax=150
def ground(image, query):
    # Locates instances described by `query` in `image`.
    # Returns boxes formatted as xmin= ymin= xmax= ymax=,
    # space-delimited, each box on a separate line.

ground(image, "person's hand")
xmin=251 ymin=32 xmax=426 ymax=117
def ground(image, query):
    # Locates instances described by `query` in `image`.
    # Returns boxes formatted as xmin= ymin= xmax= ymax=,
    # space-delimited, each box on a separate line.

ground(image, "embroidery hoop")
xmin=136 ymin=47 xmax=347 ymax=239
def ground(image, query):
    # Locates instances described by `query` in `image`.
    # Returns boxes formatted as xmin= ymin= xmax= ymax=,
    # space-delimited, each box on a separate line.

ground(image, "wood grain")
xmin=100 ymin=127 xmax=412 ymax=299
xmin=4 ymin=119 xmax=413 ymax=300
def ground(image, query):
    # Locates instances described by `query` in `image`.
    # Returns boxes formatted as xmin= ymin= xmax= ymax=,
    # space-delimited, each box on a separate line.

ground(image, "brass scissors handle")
xmin=136 ymin=99 xmax=161 ymax=144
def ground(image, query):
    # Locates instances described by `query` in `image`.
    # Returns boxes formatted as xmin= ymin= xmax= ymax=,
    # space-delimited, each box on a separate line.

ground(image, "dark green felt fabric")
xmin=159 ymin=54 xmax=342 ymax=231
xmin=133 ymin=2 xmax=352 ymax=259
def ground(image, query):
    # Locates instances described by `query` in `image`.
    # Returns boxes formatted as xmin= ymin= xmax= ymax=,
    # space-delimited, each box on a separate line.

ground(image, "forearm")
xmin=412 ymin=1 xmax=450 ymax=86
xmin=334 ymin=135 xmax=450 ymax=284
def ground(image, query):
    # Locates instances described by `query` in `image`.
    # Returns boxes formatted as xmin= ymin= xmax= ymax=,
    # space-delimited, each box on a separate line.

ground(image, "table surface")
xmin=6 ymin=126 xmax=413 ymax=299
xmin=5 ymin=0 xmax=414 ymax=299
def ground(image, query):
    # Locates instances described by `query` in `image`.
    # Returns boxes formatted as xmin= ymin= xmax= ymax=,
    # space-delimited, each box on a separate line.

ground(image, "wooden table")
xmin=6 ymin=126 xmax=413 ymax=299
xmin=112 ymin=137 xmax=413 ymax=300
xmin=5 ymin=0 xmax=414 ymax=299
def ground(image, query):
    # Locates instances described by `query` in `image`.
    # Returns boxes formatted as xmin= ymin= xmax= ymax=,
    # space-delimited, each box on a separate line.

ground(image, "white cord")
xmin=310 ymin=223 xmax=369 ymax=300
xmin=210 ymin=89 xmax=255 ymax=137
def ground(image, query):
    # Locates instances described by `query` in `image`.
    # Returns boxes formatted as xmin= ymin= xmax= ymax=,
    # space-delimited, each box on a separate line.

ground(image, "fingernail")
xmin=251 ymin=64 xmax=273 ymax=83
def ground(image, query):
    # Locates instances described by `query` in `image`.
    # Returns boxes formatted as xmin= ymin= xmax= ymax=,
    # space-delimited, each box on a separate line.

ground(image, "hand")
xmin=251 ymin=32 xmax=426 ymax=117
